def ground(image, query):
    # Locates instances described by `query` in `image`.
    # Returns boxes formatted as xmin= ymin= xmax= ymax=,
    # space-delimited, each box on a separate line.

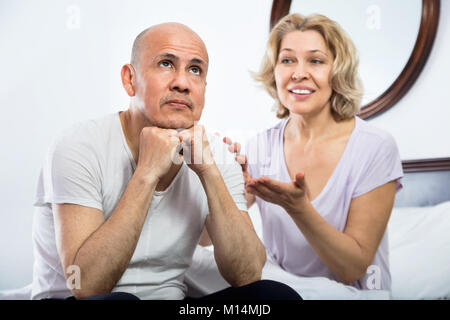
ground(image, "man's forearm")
xmin=72 ymin=170 xmax=157 ymax=298
xmin=199 ymin=166 xmax=266 ymax=287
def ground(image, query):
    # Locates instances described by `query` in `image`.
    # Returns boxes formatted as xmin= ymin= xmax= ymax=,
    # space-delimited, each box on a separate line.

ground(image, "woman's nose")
xmin=291 ymin=64 xmax=309 ymax=81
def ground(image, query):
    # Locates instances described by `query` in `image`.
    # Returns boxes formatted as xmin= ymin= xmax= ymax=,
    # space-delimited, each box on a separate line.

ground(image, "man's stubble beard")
xmin=138 ymin=106 xmax=196 ymax=131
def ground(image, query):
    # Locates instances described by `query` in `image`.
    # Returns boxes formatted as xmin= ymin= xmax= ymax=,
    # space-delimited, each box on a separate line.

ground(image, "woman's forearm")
xmin=287 ymin=202 xmax=371 ymax=284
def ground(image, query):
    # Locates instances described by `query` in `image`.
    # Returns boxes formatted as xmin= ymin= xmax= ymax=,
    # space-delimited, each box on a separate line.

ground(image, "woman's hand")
xmin=222 ymin=137 xmax=252 ymax=183
xmin=222 ymin=136 xmax=255 ymax=208
xmin=246 ymin=172 xmax=311 ymax=216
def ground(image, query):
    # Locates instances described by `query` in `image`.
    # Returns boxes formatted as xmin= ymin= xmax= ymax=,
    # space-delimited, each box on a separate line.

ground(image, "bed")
xmin=1 ymin=158 xmax=449 ymax=300
xmin=184 ymin=157 xmax=450 ymax=300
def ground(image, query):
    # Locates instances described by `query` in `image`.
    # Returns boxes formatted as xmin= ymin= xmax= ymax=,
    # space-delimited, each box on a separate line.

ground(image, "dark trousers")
xmin=77 ymin=280 xmax=301 ymax=300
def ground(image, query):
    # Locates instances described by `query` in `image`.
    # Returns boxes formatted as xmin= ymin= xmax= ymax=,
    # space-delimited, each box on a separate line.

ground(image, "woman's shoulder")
xmin=353 ymin=116 xmax=398 ymax=150
xmin=256 ymin=118 xmax=288 ymax=141
xmin=245 ymin=118 xmax=287 ymax=151
xmin=244 ymin=118 xmax=288 ymax=171
xmin=349 ymin=117 xmax=404 ymax=197
xmin=348 ymin=117 xmax=402 ymax=179
xmin=268 ymin=118 xmax=289 ymax=131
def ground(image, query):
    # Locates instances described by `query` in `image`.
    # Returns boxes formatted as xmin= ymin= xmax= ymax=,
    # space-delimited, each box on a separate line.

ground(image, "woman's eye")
xmin=311 ymin=59 xmax=323 ymax=65
xmin=159 ymin=60 xmax=173 ymax=68
xmin=281 ymin=58 xmax=293 ymax=64
xmin=189 ymin=66 xmax=201 ymax=75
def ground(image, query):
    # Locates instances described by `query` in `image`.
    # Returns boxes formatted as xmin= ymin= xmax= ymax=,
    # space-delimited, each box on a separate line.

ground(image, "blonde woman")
xmin=226 ymin=13 xmax=403 ymax=291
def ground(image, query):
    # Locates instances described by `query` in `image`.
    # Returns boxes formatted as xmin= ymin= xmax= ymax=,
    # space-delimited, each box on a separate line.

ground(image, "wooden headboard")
xmin=395 ymin=157 xmax=450 ymax=207
xmin=402 ymin=157 xmax=450 ymax=173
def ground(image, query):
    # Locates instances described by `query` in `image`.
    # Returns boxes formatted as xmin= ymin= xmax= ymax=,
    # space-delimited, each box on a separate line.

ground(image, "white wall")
xmin=1 ymin=0 xmax=449 ymax=290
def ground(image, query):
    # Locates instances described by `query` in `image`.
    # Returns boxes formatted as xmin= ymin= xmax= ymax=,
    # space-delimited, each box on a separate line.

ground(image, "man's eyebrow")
xmin=190 ymin=58 xmax=206 ymax=66
xmin=155 ymin=53 xmax=206 ymax=66
xmin=155 ymin=53 xmax=179 ymax=61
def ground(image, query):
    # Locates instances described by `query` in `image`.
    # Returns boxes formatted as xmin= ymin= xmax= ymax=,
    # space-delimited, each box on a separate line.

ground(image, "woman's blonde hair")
xmin=254 ymin=13 xmax=363 ymax=120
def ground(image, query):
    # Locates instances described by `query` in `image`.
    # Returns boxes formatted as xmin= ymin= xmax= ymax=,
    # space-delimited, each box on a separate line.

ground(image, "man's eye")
xmin=189 ymin=66 xmax=201 ymax=75
xmin=159 ymin=60 xmax=173 ymax=68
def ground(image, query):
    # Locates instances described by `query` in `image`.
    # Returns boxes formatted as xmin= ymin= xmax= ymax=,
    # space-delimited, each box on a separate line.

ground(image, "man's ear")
xmin=121 ymin=64 xmax=136 ymax=97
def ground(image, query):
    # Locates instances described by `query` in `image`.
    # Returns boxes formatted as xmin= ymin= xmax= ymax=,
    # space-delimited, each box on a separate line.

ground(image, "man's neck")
xmin=119 ymin=108 xmax=146 ymax=163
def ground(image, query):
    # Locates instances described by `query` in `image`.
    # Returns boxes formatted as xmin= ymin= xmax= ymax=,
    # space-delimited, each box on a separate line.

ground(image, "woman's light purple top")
xmin=245 ymin=116 xmax=403 ymax=290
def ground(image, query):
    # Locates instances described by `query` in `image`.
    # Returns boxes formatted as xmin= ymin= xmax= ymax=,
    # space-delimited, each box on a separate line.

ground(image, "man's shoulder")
xmin=52 ymin=113 xmax=119 ymax=150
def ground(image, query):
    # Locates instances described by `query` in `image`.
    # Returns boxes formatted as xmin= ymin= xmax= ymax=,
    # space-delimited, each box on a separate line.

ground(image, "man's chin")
xmin=156 ymin=120 xmax=194 ymax=131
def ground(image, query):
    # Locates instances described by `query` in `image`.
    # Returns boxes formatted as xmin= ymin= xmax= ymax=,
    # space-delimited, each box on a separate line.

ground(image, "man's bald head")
xmin=122 ymin=22 xmax=209 ymax=130
xmin=130 ymin=22 xmax=208 ymax=70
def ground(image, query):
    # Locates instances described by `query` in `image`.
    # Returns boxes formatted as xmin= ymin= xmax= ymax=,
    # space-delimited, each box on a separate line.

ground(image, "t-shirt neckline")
xmin=278 ymin=116 xmax=359 ymax=205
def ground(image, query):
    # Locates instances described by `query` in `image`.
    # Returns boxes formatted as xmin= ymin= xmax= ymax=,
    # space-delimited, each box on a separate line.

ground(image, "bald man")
xmin=31 ymin=23 xmax=300 ymax=300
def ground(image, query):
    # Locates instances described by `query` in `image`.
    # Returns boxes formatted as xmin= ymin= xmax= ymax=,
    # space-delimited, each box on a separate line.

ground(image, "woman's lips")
xmin=288 ymin=89 xmax=314 ymax=101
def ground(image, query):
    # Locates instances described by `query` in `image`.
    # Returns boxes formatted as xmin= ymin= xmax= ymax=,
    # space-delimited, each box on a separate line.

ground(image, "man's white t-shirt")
xmin=31 ymin=112 xmax=247 ymax=300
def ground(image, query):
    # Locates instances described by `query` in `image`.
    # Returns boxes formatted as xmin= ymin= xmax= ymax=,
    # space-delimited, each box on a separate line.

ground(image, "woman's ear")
xmin=121 ymin=64 xmax=136 ymax=97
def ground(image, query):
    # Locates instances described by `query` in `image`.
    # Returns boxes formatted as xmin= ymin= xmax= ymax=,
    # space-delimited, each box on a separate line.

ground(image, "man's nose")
xmin=170 ymin=70 xmax=190 ymax=93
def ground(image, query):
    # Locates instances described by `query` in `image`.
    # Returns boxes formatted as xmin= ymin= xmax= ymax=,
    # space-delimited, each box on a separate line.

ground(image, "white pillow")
xmin=388 ymin=201 xmax=450 ymax=299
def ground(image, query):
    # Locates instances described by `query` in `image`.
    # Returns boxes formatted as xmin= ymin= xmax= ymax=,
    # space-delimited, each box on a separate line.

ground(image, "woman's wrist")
xmin=286 ymin=197 xmax=312 ymax=218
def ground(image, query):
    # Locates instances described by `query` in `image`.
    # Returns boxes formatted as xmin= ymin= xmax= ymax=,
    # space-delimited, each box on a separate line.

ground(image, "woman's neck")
xmin=285 ymin=108 xmax=353 ymax=145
